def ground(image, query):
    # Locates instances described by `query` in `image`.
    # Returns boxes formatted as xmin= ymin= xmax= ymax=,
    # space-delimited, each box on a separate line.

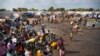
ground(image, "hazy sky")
xmin=0 ymin=0 xmax=100 ymax=10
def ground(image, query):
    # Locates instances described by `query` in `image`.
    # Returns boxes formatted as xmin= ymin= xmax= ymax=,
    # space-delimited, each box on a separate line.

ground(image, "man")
xmin=24 ymin=20 xmax=32 ymax=32
xmin=83 ymin=19 xmax=87 ymax=28
xmin=78 ymin=18 xmax=82 ymax=25
xmin=41 ymin=24 xmax=46 ymax=34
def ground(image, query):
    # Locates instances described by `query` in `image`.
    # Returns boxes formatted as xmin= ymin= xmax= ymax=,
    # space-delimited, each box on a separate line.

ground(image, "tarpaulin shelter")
xmin=0 ymin=10 xmax=13 ymax=19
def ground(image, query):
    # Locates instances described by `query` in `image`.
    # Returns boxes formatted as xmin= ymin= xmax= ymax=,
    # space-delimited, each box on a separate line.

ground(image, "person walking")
xmin=72 ymin=23 xmax=78 ymax=34
xmin=69 ymin=32 xmax=73 ymax=41
xmin=41 ymin=24 xmax=46 ymax=34
xmin=59 ymin=48 xmax=65 ymax=56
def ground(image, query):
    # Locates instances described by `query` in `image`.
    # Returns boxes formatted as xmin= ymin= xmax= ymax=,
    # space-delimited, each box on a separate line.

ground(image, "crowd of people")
xmin=69 ymin=17 xmax=88 ymax=41
xmin=31 ymin=11 xmax=74 ymax=25
xmin=0 ymin=12 xmax=66 ymax=56
xmin=0 ymin=11 xmax=94 ymax=56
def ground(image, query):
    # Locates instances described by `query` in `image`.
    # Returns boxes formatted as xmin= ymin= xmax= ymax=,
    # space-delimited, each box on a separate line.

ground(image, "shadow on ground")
xmin=65 ymin=50 xmax=80 ymax=54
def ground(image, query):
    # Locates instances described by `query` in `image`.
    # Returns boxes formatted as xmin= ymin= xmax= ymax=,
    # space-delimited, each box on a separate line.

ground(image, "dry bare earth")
xmin=28 ymin=18 xmax=100 ymax=56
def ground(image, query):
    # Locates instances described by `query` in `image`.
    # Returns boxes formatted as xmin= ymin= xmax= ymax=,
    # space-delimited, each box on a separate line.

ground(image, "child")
xmin=69 ymin=32 xmax=73 ymax=41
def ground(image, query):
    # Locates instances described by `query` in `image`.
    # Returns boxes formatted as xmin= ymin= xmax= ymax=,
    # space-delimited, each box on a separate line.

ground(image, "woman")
xmin=7 ymin=40 xmax=15 ymax=51
xmin=57 ymin=37 xmax=64 ymax=49
xmin=72 ymin=23 xmax=78 ymax=34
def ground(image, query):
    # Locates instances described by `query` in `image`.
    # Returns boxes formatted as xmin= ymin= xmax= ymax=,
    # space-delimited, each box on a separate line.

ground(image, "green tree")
xmin=48 ymin=6 xmax=54 ymax=11
xmin=96 ymin=9 xmax=100 ymax=11
xmin=31 ymin=8 xmax=35 ymax=11
xmin=43 ymin=9 xmax=47 ymax=11
xmin=77 ymin=8 xmax=83 ymax=11
xmin=60 ymin=8 xmax=65 ymax=11
xmin=55 ymin=8 xmax=65 ymax=11
xmin=88 ymin=8 xmax=94 ymax=11
xmin=69 ymin=9 xmax=76 ymax=11
xmin=0 ymin=9 xmax=6 ymax=11
xmin=55 ymin=8 xmax=60 ymax=11
xmin=13 ymin=8 xmax=17 ymax=12
xmin=29 ymin=8 xmax=38 ymax=11
xmin=18 ymin=8 xmax=22 ymax=11
xmin=18 ymin=8 xmax=28 ymax=12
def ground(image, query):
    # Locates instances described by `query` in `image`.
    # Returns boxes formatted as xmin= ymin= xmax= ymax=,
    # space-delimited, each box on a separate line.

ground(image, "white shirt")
xmin=25 ymin=50 xmax=30 ymax=56
xmin=12 ymin=37 xmax=17 ymax=43
xmin=13 ymin=13 xmax=19 ymax=19
xmin=59 ymin=49 xmax=64 ymax=56
xmin=74 ymin=25 xmax=78 ymax=28
xmin=98 ymin=15 xmax=100 ymax=18
xmin=70 ymin=21 xmax=73 ymax=25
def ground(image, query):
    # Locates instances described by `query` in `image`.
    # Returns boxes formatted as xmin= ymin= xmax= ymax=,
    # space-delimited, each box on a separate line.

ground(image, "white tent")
xmin=13 ymin=12 xmax=20 ymax=19
xmin=35 ymin=11 xmax=42 ymax=15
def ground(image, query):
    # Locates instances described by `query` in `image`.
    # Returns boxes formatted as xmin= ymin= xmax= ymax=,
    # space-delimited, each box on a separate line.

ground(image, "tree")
xmin=84 ymin=8 xmax=89 ymax=11
xmin=69 ymin=9 xmax=77 ymax=11
xmin=48 ymin=6 xmax=54 ymax=11
xmin=96 ymin=9 xmax=100 ymax=11
xmin=88 ymin=8 xmax=94 ymax=11
xmin=31 ymin=8 xmax=35 ymax=11
xmin=18 ymin=8 xmax=22 ymax=11
xmin=18 ymin=8 xmax=28 ymax=12
xmin=68 ymin=8 xmax=95 ymax=11
xmin=13 ymin=8 xmax=17 ymax=12
xmin=54 ymin=8 xmax=65 ymax=11
xmin=29 ymin=8 xmax=38 ymax=11
xmin=55 ymin=8 xmax=60 ymax=11
xmin=77 ymin=8 xmax=83 ymax=11
xmin=0 ymin=9 xmax=6 ymax=11
xmin=43 ymin=9 xmax=47 ymax=11
xmin=60 ymin=8 xmax=65 ymax=11
xmin=66 ymin=9 xmax=68 ymax=11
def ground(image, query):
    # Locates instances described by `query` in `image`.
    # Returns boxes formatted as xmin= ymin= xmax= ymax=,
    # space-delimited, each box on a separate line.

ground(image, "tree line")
xmin=0 ymin=6 xmax=100 ymax=12
xmin=47 ymin=7 xmax=100 ymax=11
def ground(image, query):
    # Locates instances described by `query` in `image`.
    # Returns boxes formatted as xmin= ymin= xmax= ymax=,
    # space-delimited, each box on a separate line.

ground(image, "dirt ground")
xmin=29 ymin=18 xmax=100 ymax=56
